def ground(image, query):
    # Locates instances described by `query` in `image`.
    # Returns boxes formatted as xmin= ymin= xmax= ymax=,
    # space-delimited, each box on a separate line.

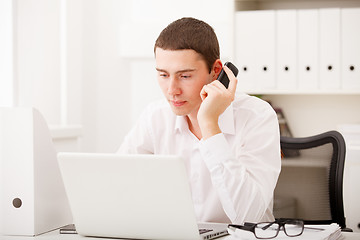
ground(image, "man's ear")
xmin=211 ymin=59 xmax=223 ymax=80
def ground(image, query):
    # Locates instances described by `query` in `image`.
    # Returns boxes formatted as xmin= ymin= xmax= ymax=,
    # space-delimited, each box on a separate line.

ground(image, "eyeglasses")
xmin=228 ymin=218 xmax=304 ymax=239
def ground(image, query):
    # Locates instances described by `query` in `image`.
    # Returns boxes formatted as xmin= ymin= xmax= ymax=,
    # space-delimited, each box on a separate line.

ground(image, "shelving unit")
xmin=232 ymin=0 xmax=360 ymax=136
xmin=233 ymin=0 xmax=360 ymax=232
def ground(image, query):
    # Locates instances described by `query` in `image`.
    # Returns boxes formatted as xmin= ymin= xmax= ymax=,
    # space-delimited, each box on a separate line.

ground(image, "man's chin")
xmin=171 ymin=109 xmax=188 ymax=116
xmin=169 ymin=105 xmax=188 ymax=116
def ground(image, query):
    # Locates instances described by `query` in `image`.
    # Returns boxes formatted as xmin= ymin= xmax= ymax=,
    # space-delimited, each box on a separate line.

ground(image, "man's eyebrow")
xmin=155 ymin=68 xmax=167 ymax=72
xmin=155 ymin=68 xmax=196 ymax=74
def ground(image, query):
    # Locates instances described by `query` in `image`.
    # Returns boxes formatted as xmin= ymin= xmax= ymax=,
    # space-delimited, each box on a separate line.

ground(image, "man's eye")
xmin=181 ymin=75 xmax=191 ymax=79
xmin=159 ymin=73 xmax=168 ymax=78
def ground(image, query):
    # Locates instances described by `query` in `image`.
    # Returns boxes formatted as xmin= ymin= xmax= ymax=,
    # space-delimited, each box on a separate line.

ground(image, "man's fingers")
xmin=223 ymin=65 xmax=238 ymax=94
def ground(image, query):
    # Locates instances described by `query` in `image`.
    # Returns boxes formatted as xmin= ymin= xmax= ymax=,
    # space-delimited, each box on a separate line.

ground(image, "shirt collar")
xmin=175 ymin=115 xmax=188 ymax=133
xmin=174 ymin=103 xmax=235 ymax=135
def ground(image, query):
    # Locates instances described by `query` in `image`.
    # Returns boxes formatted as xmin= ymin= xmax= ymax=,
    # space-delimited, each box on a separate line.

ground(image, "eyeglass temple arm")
xmin=228 ymin=223 xmax=255 ymax=231
xmin=259 ymin=222 xmax=277 ymax=231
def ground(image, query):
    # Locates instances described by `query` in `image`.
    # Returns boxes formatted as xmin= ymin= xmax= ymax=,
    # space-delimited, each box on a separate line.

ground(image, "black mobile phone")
xmin=217 ymin=62 xmax=239 ymax=88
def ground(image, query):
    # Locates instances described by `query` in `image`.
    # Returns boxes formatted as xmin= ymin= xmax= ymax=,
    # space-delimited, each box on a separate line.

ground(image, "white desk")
xmin=1 ymin=229 xmax=359 ymax=240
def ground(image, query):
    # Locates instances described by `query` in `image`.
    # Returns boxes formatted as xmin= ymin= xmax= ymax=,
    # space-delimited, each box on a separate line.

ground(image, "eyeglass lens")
xmin=255 ymin=222 xmax=279 ymax=238
xmin=284 ymin=220 xmax=304 ymax=236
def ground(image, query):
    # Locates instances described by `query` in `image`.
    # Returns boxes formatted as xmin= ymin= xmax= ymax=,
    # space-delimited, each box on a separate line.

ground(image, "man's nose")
xmin=168 ymin=77 xmax=181 ymax=96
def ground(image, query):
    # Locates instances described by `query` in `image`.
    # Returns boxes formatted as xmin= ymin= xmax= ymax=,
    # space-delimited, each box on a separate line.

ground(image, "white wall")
xmin=0 ymin=0 xmax=14 ymax=107
xmin=16 ymin=0 xmax=62 ymax=124
xmin=0 ymin=0 xmax=83 ymax=124
xmin=65 ymin=0 xmax=83 ymax=126
xmin=1 ymin=0 xmax=84 ymax=152
xmin=81 ymin=0 xmax=134 ymax=152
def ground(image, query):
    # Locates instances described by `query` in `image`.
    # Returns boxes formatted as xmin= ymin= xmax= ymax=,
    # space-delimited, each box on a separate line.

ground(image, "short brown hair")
xmin=154 ymin=17 xmax=220 ymax=73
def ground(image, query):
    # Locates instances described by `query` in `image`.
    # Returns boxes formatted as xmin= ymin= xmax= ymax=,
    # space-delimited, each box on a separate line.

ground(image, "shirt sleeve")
xmin=198 ymin=105 xmax=281 ymax=224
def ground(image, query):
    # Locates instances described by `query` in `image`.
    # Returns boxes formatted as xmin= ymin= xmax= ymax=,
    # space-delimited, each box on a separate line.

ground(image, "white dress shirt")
xmin=117 ymin=93 xmax=281 ymax=224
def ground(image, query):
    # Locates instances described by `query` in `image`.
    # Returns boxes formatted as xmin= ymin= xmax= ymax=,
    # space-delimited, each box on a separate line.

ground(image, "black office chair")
xmin=273 ymin=130 xmax=352 ymax=231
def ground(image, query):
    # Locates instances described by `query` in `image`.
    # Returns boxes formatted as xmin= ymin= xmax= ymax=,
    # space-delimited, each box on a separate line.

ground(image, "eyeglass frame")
xmin=228 ymin=218 xmax=305 ymax=239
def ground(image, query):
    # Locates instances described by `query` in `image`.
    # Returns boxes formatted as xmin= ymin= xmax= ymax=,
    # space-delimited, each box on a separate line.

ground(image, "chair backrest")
xmin=273 ymin=131 xmax=347 ymax=229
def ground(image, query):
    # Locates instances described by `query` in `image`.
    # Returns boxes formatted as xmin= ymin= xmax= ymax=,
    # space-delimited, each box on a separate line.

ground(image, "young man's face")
xmin=155 ymin=48 xmax=215 ymax=117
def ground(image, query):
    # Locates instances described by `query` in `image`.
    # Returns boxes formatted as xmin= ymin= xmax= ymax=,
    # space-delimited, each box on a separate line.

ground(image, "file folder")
xmin=0 ymin=108 xmax=72 ymax=236
xmin=253 ymin=10 xmax=276 ymax=90
xmin=235 ymin=10 xmax=276 ymax=92
xmin=341 ymin=8 xmax=360 ymax=90
xmin=298 ymin=9 xmax=319 ymax=90
xmin=276 ymin=10 xmax=298 ymax=90
xmin=319 ymin=8 xmax=341 ymax=90
xmin=235 ymin=11 xmax=257 ymax=92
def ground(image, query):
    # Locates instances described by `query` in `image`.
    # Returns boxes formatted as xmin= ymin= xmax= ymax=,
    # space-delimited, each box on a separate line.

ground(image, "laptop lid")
xmin=57 ymin=153 xmax=227 ymax=240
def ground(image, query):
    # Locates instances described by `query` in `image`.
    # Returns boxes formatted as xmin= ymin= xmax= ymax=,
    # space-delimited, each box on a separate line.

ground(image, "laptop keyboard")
xmin=199 ymin=229 xmax=212 ymax=234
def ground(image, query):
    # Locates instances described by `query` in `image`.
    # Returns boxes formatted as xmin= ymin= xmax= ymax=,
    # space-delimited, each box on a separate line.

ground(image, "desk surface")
xmin=0 ymin=229 xmax=359 ymax=240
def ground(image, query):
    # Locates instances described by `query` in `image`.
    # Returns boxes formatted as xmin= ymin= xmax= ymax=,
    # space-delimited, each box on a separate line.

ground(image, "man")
xmin=118 ymin=17 xmax=281 ymax=224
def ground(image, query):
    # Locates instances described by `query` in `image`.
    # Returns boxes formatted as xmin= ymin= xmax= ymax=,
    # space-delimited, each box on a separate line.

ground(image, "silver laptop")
xmin=57 ymin=153 xmax=228 ymax=240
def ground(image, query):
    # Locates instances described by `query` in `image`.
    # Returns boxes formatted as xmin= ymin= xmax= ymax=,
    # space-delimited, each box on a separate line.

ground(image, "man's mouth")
xmin=170 ymin=100 xmax=186 ymax=107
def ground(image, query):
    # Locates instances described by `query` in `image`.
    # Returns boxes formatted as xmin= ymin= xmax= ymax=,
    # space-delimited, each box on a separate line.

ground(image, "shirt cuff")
xmin=199 ymin=133 xmax=232 ymax=170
